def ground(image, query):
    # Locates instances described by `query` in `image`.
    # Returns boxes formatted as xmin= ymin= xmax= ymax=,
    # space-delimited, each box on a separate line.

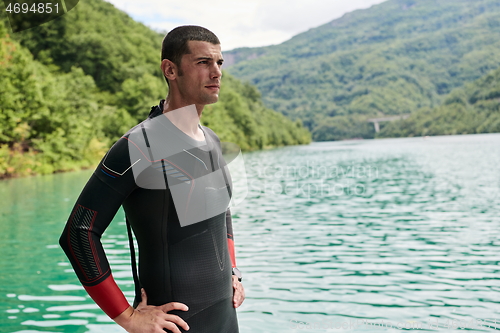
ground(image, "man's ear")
xmin=161 ymin=59 xmax=177 ymax=82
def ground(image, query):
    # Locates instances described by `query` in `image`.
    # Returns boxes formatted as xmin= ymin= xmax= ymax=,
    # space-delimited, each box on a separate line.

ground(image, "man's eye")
xmin=198 ymin=61 xmax=208 ymax=64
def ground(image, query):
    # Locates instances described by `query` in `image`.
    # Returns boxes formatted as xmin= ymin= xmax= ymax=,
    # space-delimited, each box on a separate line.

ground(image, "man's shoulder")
xmin=123 ymin=101 xmax=164 ymax=135
xmin=96 ymin=102 xmax=165 ymax=179
xmin=123 ymin=119 xmax=149 ymax=137
xmin=103 ymin=115 xmax=154 ymax=164
xmin=201 ymin=125 xmax=221 ymax=142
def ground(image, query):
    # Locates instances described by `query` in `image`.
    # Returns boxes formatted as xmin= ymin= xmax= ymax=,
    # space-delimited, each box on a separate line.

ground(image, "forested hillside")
xmin=224 ymin=0 xmax=500 ymax=140
xmin=0 ymin=0 xmax=310 ymax=178
xmin=377 ymin=66 xmax=500 ymax=137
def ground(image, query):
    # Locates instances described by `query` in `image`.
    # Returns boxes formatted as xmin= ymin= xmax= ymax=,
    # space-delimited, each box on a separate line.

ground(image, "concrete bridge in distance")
xmin=367 ymin=114 xmax=411 ymax=132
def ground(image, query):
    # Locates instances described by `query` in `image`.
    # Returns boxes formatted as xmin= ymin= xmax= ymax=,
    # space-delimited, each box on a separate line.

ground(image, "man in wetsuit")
xmin=59 ymin=26 xmax=245 ymax=333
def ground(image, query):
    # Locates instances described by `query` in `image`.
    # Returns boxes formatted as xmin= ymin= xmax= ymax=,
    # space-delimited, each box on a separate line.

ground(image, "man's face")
xmin=175 ymin=40 xmax=223 ymax=106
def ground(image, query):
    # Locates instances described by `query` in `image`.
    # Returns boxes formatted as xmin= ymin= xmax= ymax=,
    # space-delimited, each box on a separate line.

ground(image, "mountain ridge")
xmin=223 ymin=0 xmax=500 ymax=140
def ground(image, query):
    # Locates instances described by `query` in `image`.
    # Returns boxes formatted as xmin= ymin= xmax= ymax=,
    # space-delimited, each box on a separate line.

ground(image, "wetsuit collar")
xmin=148 ymin=100 xmax=165 ymax=119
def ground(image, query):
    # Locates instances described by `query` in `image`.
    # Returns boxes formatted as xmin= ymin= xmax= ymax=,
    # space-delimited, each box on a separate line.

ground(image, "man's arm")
xmin=59 ymin=136 xmax=142 ymax=315
xmin=226 ymin=208 xmax=237 ymax=268
xmin=226 ymin=207 xmax=245 ymax=308
xmin=59 ymin=137 xmax=190 ymax=332
xmin=59 ymin=171 xmax=133 ymax=317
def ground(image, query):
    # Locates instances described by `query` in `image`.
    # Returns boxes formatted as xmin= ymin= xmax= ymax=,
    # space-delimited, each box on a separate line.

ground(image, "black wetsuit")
xmin=59 ymin=101 xmax=239 ymax=333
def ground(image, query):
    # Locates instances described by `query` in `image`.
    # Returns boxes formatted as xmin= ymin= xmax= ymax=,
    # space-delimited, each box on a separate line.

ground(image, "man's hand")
xmin=114 ymin=288 xmax=190 ymax=333
xmin=232 ymin=275 xmax=245 ymax=308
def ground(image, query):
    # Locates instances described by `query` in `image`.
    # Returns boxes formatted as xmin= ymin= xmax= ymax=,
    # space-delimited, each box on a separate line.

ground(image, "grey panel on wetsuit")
xmin=61 ymin=101 xmax=239 ymax=332
xmin=127 ymin=112 xmax=232 ymax=227
xmin=123 ymin=148 xmax=239 ymax=332
xmin=124 ymin=189 xmax=238 ymax=333
xmin=122 ymin=104 xmax=239 ymax=332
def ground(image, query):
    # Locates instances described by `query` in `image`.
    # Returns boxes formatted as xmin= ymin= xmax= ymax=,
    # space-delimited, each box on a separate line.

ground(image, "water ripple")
xmin=1 ymin=134 xmax=500 ymax=332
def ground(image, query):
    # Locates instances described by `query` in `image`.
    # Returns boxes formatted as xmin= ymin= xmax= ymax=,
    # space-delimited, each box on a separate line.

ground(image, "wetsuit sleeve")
xmin=226 ymin=208 xmax=237 ymax=269
xmin=59 ymin=136 xmax=140 ymax=318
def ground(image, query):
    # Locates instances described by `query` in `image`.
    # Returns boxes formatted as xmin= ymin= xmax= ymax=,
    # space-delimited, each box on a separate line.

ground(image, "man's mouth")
xmin=205 ymin=84 xmax=220 ymax=90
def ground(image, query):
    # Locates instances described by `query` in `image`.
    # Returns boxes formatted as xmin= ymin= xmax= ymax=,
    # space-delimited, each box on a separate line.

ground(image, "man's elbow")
xmin=59 ymin=226 xmax=70 ymax=255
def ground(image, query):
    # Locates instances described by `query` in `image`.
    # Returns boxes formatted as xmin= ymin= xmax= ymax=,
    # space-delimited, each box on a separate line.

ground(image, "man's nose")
xmin=211 ymin=64 xmax=222 ymax=79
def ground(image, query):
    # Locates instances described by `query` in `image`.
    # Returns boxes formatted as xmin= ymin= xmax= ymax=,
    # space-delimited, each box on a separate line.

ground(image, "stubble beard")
xmin=200 ymin=87 xmax=219 ymax=105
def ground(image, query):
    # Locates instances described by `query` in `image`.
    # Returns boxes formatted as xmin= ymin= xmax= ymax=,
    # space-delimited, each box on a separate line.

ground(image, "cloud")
xmin=105 ymin=0 xmax=387 ymax=50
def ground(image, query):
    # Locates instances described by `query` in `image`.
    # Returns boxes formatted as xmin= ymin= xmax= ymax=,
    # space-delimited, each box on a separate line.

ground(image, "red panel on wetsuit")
xmin=83 ymin=275 xmax=130 ymax=319
xmin=227 ymin=238 xmax=236 ymax=268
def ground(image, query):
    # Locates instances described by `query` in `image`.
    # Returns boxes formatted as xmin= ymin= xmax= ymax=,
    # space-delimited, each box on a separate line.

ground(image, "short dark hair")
xmin=161 ymin=26 xmax=220 ymax=84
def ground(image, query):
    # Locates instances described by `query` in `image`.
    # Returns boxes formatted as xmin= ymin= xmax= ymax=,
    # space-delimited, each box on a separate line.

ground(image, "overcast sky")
xmin=105 ymin=0 xmax=388 ymax=51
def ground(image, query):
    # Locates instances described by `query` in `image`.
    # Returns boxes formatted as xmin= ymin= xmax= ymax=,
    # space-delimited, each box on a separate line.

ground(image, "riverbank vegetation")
xmin=0 ymin=0 xmax=310 ymax=179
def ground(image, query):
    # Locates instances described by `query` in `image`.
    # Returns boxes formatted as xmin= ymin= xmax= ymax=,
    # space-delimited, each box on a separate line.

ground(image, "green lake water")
xmin=1 ymin=133 xmax=500 ymax=332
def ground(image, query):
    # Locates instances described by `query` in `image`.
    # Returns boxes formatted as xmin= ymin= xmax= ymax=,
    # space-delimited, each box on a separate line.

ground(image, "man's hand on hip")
xmin=232 ymin=275 xmax=245 ymax=308
xmin=114 ymin=288 xmax=190 ymax=333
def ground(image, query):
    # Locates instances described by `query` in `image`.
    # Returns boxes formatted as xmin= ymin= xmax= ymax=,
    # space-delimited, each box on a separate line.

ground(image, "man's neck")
xmin=163 ymin=98 xmax=204 ymax=116
xmin=162 ymin=101 xmax=205 ymax=141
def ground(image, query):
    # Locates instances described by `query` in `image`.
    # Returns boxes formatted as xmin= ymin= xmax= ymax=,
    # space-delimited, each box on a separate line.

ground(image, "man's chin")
xmin=202 ymin=95 xmax=219 ymax=105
